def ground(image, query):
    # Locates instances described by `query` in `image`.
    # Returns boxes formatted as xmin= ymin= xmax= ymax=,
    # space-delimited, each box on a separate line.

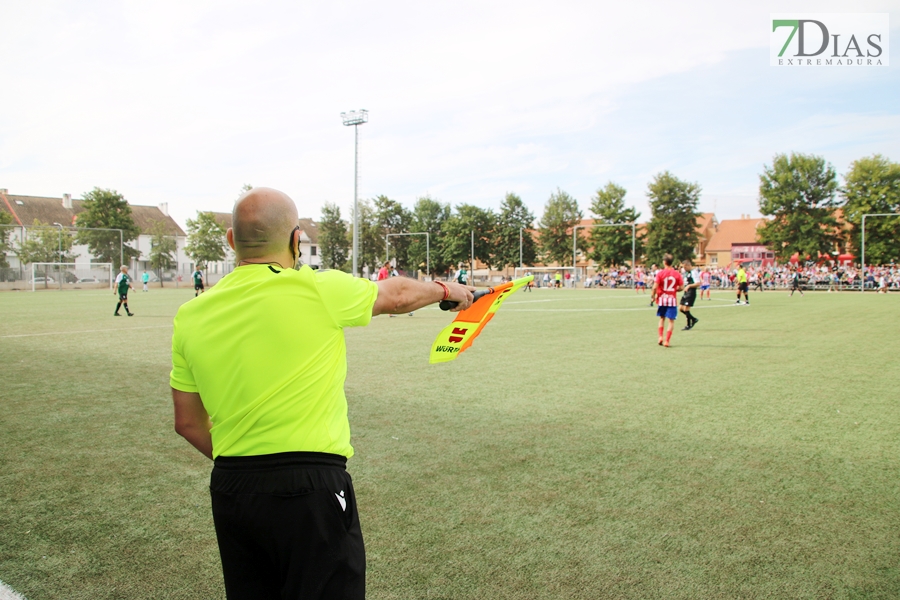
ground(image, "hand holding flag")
xmin=429 ymin=275 xmax=533 ymax=364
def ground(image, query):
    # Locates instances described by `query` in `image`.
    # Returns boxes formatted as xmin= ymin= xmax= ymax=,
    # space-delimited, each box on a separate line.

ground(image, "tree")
xmin=148 ymin=220 xmax=177 ymax=287
xmin=373 ymin=195 xmax=413 ymax=269
xmin=238 ymin=184 xmax=253 ymax=198
xmin=16 ymin=220 xmax=76 ymax=286
xmin=442 ymin=204 xmax=495 ymax=270
xmin=492 ymin=193 xmax=537 ymax=270
xmin=757 ymin=153 xmax=839 ymax=263
xmin=318 ymin=203 xmax=350 ymax=271
xmin=538 ymin=189 xmax=582 ymax=266
xmin=75 ymin=187 xmax=141 ymax=268
xmin=644 ymin=172 xmax=701 ymax=266
xmin=185 ymin=211 xmax=227 ymax=268
xmin=588 ymin=182 xmax=642 ymax=267
xmin=841 ymin=154 xmax=900 ymax=264
xmin=408 ymin=196 xmax=451 ymax=277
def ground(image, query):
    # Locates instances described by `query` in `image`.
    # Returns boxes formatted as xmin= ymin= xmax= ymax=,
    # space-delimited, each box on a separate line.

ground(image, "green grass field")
xmin=1 ymin=285 xmax=898 ymax=599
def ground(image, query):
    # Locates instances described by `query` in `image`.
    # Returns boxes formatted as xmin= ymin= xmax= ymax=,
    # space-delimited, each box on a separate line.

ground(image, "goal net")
xmin=30 ymin=263 xmax=113 ymax=291
xmin=514 ymin=266 xmax=577 ymax=288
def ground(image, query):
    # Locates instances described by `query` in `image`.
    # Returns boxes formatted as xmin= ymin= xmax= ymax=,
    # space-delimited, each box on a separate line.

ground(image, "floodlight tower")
xmin=341 ymin=109 xmax=368 ymax=277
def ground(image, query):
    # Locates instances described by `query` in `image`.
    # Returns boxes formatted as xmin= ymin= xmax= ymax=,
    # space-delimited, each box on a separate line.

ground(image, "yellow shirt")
xmin=170 ymin=265 xmax=377 ymax=458
xmin=737 ymin=268 xmax=748 ymax=283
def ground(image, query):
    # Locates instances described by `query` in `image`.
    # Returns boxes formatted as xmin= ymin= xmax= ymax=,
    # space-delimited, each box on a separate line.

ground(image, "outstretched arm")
xmin=373 ymin=278 xmax=474 ymax=316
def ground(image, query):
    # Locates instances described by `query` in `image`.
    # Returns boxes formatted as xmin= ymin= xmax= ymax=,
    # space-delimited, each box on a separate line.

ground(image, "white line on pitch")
xmin=505 ymin=295 xmax=659 ymax=305
xmin=503 ymin=304 xmax=745 ymax=313
xmin=0 ymin=325 xmax=172 ymax=339
xmin=0 ymin=579 xmax=27 ymax=600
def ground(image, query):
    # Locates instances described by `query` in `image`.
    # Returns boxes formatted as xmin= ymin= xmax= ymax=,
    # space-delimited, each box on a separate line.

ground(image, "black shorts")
xmin=680 ymin=293 xmax=696 ymax=307
xmin=738 ymin=282 xmax=749 ymax=292
xmin=117 ymin=292 xmax=128 ymax=301
xmin=210 ymin=452 xmax=365 ymax=600
xmin=195 ymin=283 xmax=204 ymax=290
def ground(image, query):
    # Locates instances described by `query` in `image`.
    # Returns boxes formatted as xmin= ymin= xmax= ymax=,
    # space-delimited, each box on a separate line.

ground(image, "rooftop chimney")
xmin=62 ymin=193 xmax=72 ymax=209
xmin=0 ymin=188 xmax=7 ymax=195
xmin=158 ymin=202 xmax=169 ymax=216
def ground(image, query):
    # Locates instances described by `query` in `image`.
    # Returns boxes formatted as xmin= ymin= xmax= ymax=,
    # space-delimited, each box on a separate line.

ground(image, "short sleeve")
xmin=170 ymin=325 xmax=198 ymax=392
xmin=316 ymin=270 xmax=378 ymax=328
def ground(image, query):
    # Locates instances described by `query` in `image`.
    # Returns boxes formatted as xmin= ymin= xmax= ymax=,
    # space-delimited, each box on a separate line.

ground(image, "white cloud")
xmin=1 ymin=0 xmax=897 ymax=228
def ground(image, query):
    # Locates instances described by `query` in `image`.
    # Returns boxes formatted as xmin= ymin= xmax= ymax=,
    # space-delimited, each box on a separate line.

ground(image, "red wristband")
xmin=435 ymin=281 xmax=450 ymax=301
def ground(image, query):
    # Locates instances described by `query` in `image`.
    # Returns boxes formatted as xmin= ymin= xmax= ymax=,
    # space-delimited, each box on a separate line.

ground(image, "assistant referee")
xmin=171 ymin=187 xmax=473 ymax=600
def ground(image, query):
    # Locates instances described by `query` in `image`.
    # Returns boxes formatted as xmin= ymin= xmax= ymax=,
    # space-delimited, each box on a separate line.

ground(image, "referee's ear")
xmin=226 ymin=228 xmax=236 ymax=251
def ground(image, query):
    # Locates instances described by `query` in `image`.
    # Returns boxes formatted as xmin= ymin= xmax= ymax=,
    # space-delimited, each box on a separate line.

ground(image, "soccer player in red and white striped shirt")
xmin=652 ymin=254 xmax=683 ymax=347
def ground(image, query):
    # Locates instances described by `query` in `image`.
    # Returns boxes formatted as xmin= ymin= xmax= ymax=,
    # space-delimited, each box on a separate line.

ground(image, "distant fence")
xmin=0 ymin=263 xmax=113 ymax=291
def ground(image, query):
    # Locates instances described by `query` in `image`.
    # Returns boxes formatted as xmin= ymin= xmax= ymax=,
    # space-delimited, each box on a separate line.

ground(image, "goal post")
xmin=30 ymin=263 xmax=113 ymax=292
xmin=514 ymin=266 xmax=576 ymax=288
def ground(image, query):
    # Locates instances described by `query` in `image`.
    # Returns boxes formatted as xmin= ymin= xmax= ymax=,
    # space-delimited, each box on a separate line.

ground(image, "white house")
xmin=0 ymin=189 xmax=188 ymax=284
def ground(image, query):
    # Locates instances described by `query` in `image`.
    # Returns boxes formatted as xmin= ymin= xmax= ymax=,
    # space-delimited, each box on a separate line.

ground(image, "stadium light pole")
xmin=573 ymin=225 xmax=584 ymax=286
xmin=341 ymin=109 xmax=368 ymax=278
xmin=52 ymin=222 xmax=63 ymax=289
xmin=519 ymin=227 xmax=524 ymax=268
xmin=52 ymin=223 xmax=63 ymax=262
xmin=386 ymin=232 xmax=429 ymax=280
xmin=75 ymin=226 xmax=124 ymax=269
xmin=860 ymin=212 xmax=900 ymax=292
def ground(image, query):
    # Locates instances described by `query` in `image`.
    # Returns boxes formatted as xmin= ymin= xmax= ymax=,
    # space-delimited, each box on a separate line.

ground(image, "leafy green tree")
xmin=538 ymin=189 xmax=582 ymax=266
xmin=757 ymin=153 xmax=839 ymax=263
xmin=408 ymin=196 xmax=451 ymax=277
xmin=588 ymin=182 xmax=642 ymax=267
xmin=349 ymin=199 xmax=382 ymax=276
xmin=841 ymin=154 xmax=900 ymax=264
xmin=75 ymin=188 xmax=141 ymax=268
xmin=148 ymin=220 xmax=177 ymax=287
xmin=0 ymin=210 xmax=12 ymax=270
xmin=442 ymin=204 xmax=495 ymax=270
xmin=492 ymin=193 xmax=537 ymax=270
xmin=238 ymin=184 xmax=253 ymax=198
xmin=644 ymin=172 xmax=702 ymax=266
xmin=16 ymin=220 xmax=77 ymax=286
xmin=185 ymin=211 xmax=227 ymax=268
xmin=318 ymin=203 xmax=350 ymax=271
xmin=373 ymin=195 xmax=413 ymax=269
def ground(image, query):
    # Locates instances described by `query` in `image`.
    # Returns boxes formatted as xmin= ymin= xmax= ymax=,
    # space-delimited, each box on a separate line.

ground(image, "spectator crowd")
xmin=572 ymin=263 xmax=898 ymax=292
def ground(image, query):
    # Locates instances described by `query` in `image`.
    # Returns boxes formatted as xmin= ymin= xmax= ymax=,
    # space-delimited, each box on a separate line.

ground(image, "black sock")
xmin=115 ymin=302 xmax=121 ymax=313
xmin=124 ymin=303 xmax=130 ymax=313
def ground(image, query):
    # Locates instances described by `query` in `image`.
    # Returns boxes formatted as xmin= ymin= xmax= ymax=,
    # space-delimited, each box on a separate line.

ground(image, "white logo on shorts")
xmin=336 ymin=490 xmax=347 ymax=511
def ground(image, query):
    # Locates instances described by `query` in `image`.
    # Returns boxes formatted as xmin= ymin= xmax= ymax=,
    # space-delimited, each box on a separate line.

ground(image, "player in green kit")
xmin=192 ymin=267 xmax=205 ymax=296
xmin=114 ymin=265 xmax=135 ymax=316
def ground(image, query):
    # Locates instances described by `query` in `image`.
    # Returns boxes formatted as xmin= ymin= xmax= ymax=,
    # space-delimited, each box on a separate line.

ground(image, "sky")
xmin=1 ymin=0 xmax=898 ymax=229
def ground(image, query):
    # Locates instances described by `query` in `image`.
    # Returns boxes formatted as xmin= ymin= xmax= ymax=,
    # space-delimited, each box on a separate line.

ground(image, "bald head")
xmin=231 ymin=187 xmax=299 ymax=261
